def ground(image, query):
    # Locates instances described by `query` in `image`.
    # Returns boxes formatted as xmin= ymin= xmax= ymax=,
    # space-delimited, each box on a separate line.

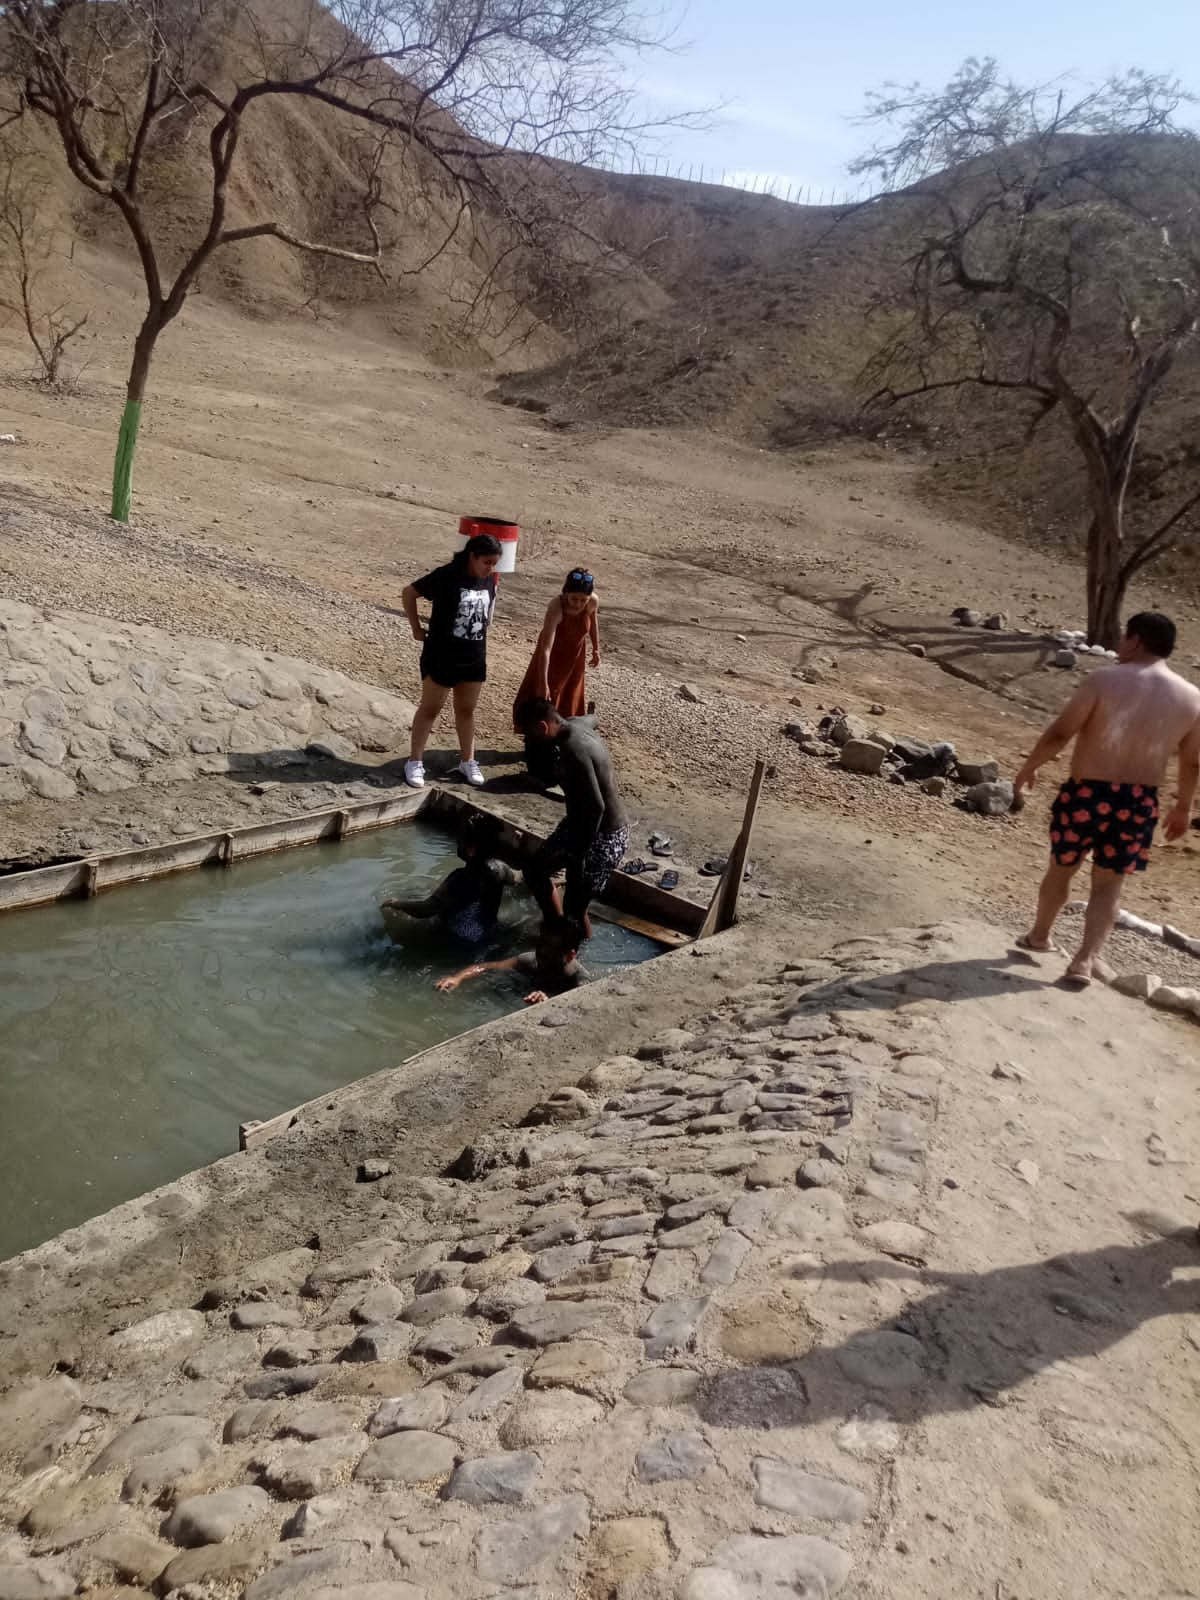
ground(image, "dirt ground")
xmin=5 ymin=262 xmax=1200 ymax=949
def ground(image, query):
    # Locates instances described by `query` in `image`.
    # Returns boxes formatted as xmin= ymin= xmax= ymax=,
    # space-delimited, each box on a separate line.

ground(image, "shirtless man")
xmin=515 ymin=699 xmax=630 ymax=927
xmin=1014 ymin=612 xmax=1200 ymax=985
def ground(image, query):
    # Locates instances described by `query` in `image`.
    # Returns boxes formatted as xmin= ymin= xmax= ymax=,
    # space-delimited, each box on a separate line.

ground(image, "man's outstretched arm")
xmin=1164 ymin=717 xmax=1200 ymax=841
xmin=435 ymin=957 xmax=518 ymax=993
xmin=1014 ymin=680 xmax=1098 ymax=793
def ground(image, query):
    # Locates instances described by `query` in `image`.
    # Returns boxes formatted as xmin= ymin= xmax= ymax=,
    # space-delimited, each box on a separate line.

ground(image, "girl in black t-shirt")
xmin=401 ymin=533 xmax=501 ymax=788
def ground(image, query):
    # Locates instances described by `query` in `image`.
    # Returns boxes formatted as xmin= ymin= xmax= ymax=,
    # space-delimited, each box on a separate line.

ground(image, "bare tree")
xmin=0 ymin=141 xmax=88 ymax=387
xmin=854 ymin=58 xmax=1200 ymax=647
xmin=2 ymin=0 xmax=694 ymax=520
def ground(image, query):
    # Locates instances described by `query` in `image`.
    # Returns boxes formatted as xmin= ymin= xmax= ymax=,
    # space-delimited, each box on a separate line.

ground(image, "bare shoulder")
xmin=546 ymin=594 xmax=564 ymax=621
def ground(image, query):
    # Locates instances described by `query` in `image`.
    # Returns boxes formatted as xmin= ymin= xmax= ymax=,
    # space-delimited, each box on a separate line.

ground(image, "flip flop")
xmin=621 ymin=859 xmax=657 ymax=876
xmin=1014 ymin=935 xmax=1058 ymax=954
xmin=1060 ymin=970 xmax=1093 ymax=989
xmin=660 ymin=870 xmax=680 ymax=891
xmin=699 ymin=859 xmax=727 ymax=877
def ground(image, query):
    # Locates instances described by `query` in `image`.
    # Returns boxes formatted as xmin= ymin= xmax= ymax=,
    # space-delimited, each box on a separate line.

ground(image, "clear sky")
xmin=631 ymin=0 xmax=1200 ymax=199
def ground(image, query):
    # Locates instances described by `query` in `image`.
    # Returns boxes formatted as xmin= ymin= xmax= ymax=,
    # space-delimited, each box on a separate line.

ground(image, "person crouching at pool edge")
xmin=434 ymin=915 xmax=584 ymax=1005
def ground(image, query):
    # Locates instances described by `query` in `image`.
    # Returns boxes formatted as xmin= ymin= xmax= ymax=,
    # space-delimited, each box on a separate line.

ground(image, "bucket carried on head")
xmin=457 ymin=515 xmax=519 ymax=574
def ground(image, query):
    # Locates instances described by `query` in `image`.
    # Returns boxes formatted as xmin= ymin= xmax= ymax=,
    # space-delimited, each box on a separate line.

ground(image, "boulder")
xmin=955 ymin=758 xmax=1000 ymax=786
xmin=1054 ymin=649 xmax=1077 ymax=669
xmin=962 ymin=780 xmax=1014 ymax=816
xmin=839 ymin=739 xmax=887 ymax=777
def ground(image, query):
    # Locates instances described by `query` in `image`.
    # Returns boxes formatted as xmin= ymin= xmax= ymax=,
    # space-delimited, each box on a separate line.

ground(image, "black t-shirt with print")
xmin=413 ymin=559 xmax=497 ymax=684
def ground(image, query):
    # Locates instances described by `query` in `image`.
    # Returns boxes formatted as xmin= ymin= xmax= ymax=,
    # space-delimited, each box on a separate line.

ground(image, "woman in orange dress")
xmin=514 ymin=569 xmax=600 ymax=779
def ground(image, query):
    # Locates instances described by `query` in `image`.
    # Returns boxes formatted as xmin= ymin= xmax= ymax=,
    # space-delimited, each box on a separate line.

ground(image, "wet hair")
xmin=1126 ymin=611 xmax=1176 ymax=658
xmin=516 ymin=696 xmax=560 ymax=734
xmin=457 ymin=812 xmax=502 ymax=859
xmin=563 ymin=568 xmax=594 ymax=595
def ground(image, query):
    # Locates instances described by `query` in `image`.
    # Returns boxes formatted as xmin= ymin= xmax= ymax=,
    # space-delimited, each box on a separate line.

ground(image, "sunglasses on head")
xmin=566 ymin=569 xmax=594 ymax=591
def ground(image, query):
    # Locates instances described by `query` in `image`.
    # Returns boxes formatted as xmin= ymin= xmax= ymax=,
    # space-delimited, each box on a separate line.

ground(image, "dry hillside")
xmin=4 ymin=1 xmax=1199 ymax=577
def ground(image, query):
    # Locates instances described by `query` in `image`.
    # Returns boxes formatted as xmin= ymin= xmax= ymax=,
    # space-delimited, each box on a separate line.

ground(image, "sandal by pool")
xmin=621 ymin=859 xmax=656 ymax=875
xmin=660 ymin=870 xmax=680 ymax=890
xmin=699 ymin=859 xmax=727 ymax=877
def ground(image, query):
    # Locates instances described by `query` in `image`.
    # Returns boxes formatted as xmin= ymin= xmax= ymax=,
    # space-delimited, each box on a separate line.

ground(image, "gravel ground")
xmin=1057 ymin=906 xmax=1200 ymax=988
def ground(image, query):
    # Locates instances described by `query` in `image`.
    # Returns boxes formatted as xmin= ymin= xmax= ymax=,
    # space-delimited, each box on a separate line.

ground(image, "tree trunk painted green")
xmin=110 ymin=398 xmax=142 ymax=523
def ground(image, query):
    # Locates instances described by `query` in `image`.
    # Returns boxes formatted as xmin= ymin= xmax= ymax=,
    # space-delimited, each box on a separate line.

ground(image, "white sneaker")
xmin=457 ymin=758 xmax=485 ymax=787
xmin=404 ymin=758 xmax=425 ymax=789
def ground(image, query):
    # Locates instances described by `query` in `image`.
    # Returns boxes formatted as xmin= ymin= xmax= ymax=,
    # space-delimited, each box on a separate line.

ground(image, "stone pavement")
xmin=0 ymin=599 xmax=414 ymax=812
xmin=0 ymin=924 xmax=1197 ymax=1599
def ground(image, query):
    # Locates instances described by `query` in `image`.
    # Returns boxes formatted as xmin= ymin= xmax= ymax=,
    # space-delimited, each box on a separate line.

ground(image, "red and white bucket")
xmin=456 ymin=515 xmax=519 ymax=573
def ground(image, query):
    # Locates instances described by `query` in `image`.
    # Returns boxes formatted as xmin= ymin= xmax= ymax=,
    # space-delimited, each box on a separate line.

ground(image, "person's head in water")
xmin=515 ymin=696 xmax=563 ymax=742
xmin=458 ymin=532 xmax=502 ymax=581
xmin=456 ymin=812 xmax=503 ymax=865
xmin=534 ymin=914 xmax=583 ymax=973
xmin=562 ymin=567 xmax=594 ymax=616
xmin=1121 ymin=612 xmax=1177 ymax=663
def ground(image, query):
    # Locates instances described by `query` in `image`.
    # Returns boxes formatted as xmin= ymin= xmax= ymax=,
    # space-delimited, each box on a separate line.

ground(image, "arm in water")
xmin=435 ymin=956 xmax=518 ymax=993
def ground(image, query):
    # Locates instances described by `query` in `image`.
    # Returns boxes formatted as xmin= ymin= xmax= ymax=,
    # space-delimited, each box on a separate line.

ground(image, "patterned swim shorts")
xmin=537 ymin=820 xmax=631 ymax=898
xmin=1050 ymin=777 xmax=1159 ymax=875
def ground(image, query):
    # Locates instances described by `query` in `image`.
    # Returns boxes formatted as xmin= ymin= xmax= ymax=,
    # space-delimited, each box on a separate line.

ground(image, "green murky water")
xmin=0 ymin=823 xmax=659 ymax=1261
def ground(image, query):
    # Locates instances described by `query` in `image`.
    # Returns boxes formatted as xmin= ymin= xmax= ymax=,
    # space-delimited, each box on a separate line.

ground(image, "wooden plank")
xmin=0 ymin=859 xmax=89 ymax=911
xmin=588 ymin=904 xmax=689 ymax=947
xmin=97 ymin=834 xmax=229 ymax=890
xmin=699 ymin=758 xmax=767 ymax=938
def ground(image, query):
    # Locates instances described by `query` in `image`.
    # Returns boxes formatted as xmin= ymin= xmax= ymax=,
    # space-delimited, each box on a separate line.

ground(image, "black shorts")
xmin=420 ymin=648 xmax=486 ymax=689
xmin=1050 ymin=778 xmax=1159 ymax=875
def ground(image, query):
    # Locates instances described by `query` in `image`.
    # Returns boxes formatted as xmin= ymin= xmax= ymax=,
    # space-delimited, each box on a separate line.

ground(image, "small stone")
xmin=264 ymin=1331 xmax=324 ymax=1367
xmin=1148 ymin=983 xmax=1200 ymax=1016
xmin=640 ymin=1296 xmax=708 ymax=1359
xmin=964 ymin=778 xmax=1015 ymax=815
xmin=773 ymin=1188 xmax=846 ymax=1242
xmin=474 ymin=1278 xmax=546 ymax=1322
xmin=355 ymin=1429 xmax=456 ymax=1484
xmin=528 ymin=1339 xmax=618 ymax=1390
xmin=636 ymin=1028 xmax=697 ymax=1060
xmin=446 ymin=1450 xmax=540 ymax=1505
xmin=657 ymin=1218 xmax=718 ymax=1251
xmin=357 ymin=1158 xmax=392 ymax=1182
xmin=869 ymin=1147 xmax=923 ymax=1180
xmin=86 ymin=1528 xmax=174 ymax=1585
xmin=636 ymin=1430 xmax=713 ymax=1482
xmin=0 ymin=1561 xmax=77 ymax=1599
xmin=836 ymin=1405 xmax=901 ymax=1460
xmin=256 ymin=1435 xmax=365 ymax=1498
xmin=839 ymin=738 xmax=887 ymax=776
xmin=351 ymin=1283 xmax=409 ymax=1324
xmin=592 ymin=1212 xmax=655 ymax=1240
xmin=506 ymin=1301 xmax=608 ymax=1346
xmin=908 ymin=644 xmax=927 ymax=658
xmin=244 ymin=1365 xmax=336 ymax=1399
xmin=413 ymin=1317 xmax=479 ymax=1361
xmin=532 ymin=1242 xmax=593 ymax=1283
xmin=369 ymin=1390 xmax=450 ymax=1437
xmin=921 ymin=774 xmax=947 ymax=797
xmin=1054 ymin=648 xmax=1077 ymax=668
xmin=835 ymin=1330 xmax=926 ymax=1391
xmin=462 ymin=1250 xmax=533 ymax=1291
xmin=752 ymin=1459 xmax=869 ymax=1522
xmin=678 ymin=684 xmax=704 ymax=704
xmin=699 ymin=1230 xmax=752 ymax=1288
xmin=158 ymin=1539 xmax=268 ymax=1594
xmin=681 ymin=1533 xmax=852 ymax=1598
xmin=401 ymin=1287 xmax=474 ymax=1325
xmin=109 ymin=1308 xmax=207 ymax=1357
xmin=449 ymin=1365 xmax=525 ymax=1424
xmin=499 ymin=1391 xmax=605 ymax=1448
xmin=277 ymin=1401 xmax=364 ymax=1440
xmin=474 ymin=1495 xmax=590 ymax=1584
xmin=162 ymin=1486 xmax=271 ymax=1547
xmin=86 ymin=1414 xmax=210 ymax=1477
xmin=224 ymin=1401 xmax=278 ymax=1443
xmin=746 ymin=1155 xmax=798 ymax=1188
xmin=1112 ymin=972 xmax=1162 ymax=1000
xmin=859 ymin=1220 xmax=930 ymax=1259
xmin=231 ymin=1301 xmax=302 ymax=1331
xmin=956 ymin=758 xmax=1000 ymax=785
xmin=798 ymin=1158 xmax=844 ymax=1190
xmin=587 ymin=1517 xmax=671 ymax=1584
xmin=858 ymin=1174 xmax=919 ymax=1206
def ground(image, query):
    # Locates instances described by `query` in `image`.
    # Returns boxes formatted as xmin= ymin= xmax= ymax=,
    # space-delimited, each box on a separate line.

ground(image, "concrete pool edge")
xmin=0 ymin=922 xmax=746 ymax=1285
xmin=0 ymin=785 xmax=709 ymax=943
